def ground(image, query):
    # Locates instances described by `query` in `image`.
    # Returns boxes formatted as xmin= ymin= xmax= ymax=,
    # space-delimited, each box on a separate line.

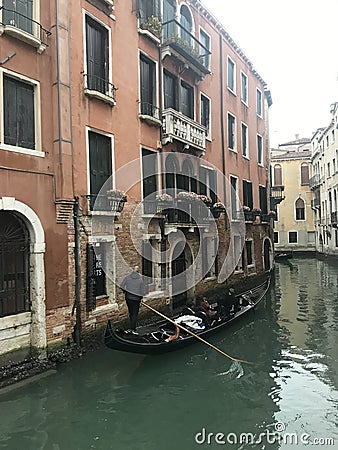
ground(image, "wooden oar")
xmin=141 ymin=301 xmax=256 ymax=365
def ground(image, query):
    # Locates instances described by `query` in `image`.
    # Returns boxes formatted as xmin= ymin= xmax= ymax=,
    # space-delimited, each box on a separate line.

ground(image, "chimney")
xmin=295 ymin=133 xmax=299 ymax=140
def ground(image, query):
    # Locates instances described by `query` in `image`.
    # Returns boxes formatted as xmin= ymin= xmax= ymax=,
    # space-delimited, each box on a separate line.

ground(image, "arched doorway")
xmin=0 ymin=198 xmax=46 ymax=357
xmin=263 ymin=238 xmax=272 ymax=271
xmin=171 ymin=240 xmax=193 ymax=306
xmin=0 ymin=211 xmax=30 ymax=317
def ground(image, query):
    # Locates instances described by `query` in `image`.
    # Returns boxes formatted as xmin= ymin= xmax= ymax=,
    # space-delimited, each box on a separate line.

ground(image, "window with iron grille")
xmin=140 ymin=54 xmax=156 ymax=118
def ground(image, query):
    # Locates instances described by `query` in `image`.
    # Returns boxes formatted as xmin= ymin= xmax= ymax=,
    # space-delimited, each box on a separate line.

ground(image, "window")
xmin=3 ymin=74 xmax=36 ymax=150
xmin=202 ymin=237 xmax=217 ymax=278
xmin=163 ymin=70 xmax=178 ymax=110
xmin=333 ymin=159 xmax=336 ymax=174
xmin=274 ymin=164 xmax=282 ymax=186
xmin=288 ymin=231 xmax=298 ymax=244
xmin=165 ymin=154 xmax=179 ymax=193
xmin=200 ymin=29 xmax=210 ymax=70
xmin=242 ymin=180 xmax=253 ymax=210
xmin=182 ymin=159 xmax=197 ymax=193
xmin=142 ymin=239 xmax=155 ymax=291
xmin=307 ymin=232 xmax=315 ymax=245
xmin=230 ymin=176 xmax=238 ymax=219
xmin=259 ymin=185 xmax=267 ymax=214
xmin=273 ymin=232 xmax=279 ymax=244
xmin=295 ymin=197 xmax=305 ymax=220
xmin=228 ymin=113 xmax=236 ymax=151
xmin=234 ymin=236 xmax=243 ymax=271
xmin=199 ymin=166 xmax=217 ymax=203
xmin=88 ymin=131 xmax=113 ymax=210
xmin=139 ymin=54 xmax=158 ymax=119
xmin=241 ymin=72 xmax=248 ymax=104
xmin=180 ymin=4 xmax=193 ymax=44
xmin=180 ymin=81 xmax=194 ymax=119
xmin=300 ymin=163 xmax=309 ymax=185
xmin=85 ymin=16 xmax=112 ymax=98
xmin=241 ymin=122 xmax=248 ymax=157
xmin=256 ymin=88 xmax=262 ymax=117
xmin=142 ymin=148 xmax=158 ymax=214
xmin=257 ymin=134 xmax=263 ymax=165
xmin=138 ymin=0 xmax=160 ymax=24
xmin=2 ymin=0 xmax=33 ymax=33
xmin=328 ymin=163 xmax=331 ymax=177
xmin=336 ymin=230 xmax=338 ymax=248
xmin=227 ymin=57 xmax=236 ymax=93
xmin=201 ymin=93 xmax=211 ymax=138
xmin=245 ymin=240 xmax=253 ymax=266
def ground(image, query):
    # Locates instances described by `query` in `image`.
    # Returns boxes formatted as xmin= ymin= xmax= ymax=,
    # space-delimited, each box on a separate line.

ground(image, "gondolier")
xmin=121 ymin=265 xmax=145 ymax=331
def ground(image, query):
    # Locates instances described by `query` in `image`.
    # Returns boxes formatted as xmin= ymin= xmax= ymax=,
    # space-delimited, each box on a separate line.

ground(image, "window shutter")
xmin=86 ymin=244 xmax=96 ymax=312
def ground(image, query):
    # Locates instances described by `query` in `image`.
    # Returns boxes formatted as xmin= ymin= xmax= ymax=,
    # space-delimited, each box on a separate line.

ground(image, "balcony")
xmin=143 ymin=199 xmax=214 ymax=225
xmin=139 ymin=102 xmax=161 ymax=127
xmin=309 ymin=174 xmax=320 ymax=190
xmin=83 ymin=74 xmax=117 ymax=106
xmin=162 ymin=108 xmax=206 ymax=156
xmin=85 ymin=194 xmax=126 ymax=215
xmin=162 ymin=19 xmax=211 ymax=80
xmin=311 ymin=197 xmax=320 ymax=209
xmin=0 ymin=6 xmax=51 ymax=53
xmin=270 ymin=185 xmax=285 ymax=207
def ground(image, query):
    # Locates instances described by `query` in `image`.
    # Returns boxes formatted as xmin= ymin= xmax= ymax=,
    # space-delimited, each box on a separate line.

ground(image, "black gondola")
xmin=104 ymin=276 xmax=271 ymax=355
xmin=275 ymin=251 xmax=293 ymax=260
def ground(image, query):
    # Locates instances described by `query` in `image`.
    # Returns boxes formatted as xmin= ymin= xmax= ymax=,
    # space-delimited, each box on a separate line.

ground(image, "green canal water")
xmin=0 ymin=257 xmax=338 ymax=450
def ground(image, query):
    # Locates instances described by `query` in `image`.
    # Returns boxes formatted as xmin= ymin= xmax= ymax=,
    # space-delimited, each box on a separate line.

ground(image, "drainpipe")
xmin=219 ymin=35 xmax=227 ymax=227
xmin=55 ymin=0 xmax=63 ymax=166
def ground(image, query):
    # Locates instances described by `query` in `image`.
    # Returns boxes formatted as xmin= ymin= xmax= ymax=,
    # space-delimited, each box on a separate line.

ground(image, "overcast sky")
xmin=202 ymin=0 xmax=338 ymax=147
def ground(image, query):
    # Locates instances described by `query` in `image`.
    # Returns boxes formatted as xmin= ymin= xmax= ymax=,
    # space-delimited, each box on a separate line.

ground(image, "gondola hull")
xmin=104 ymin=277 xmax=271 ymax=355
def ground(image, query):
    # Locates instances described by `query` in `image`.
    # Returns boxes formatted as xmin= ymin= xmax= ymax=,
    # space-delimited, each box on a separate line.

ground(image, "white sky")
xmin=202 ymin=0 xmax=338 ymax=147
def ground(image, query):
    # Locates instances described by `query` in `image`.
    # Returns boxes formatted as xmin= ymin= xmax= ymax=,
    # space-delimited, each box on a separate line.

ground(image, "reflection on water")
xmin=0 ymin=257 xmax=337 ymax=449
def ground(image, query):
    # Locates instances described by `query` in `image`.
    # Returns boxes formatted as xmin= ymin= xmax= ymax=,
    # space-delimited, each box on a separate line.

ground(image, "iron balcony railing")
xmin=162 ymin=19 xmax=211 ymax=74
xmin=143 ymin=199 xmax=213 ymax=224
xmin=162 ymin=108 xmax=206 ymax=154
xmin=0 ymin=6 xmax=51 ymax=45
xmin=86 ymin=194 xmax=125 ymax=213
xmin=139 ymin=102 xmax=161 ymax=121
xmin=84 ymin=74 xmax=117 ymax=103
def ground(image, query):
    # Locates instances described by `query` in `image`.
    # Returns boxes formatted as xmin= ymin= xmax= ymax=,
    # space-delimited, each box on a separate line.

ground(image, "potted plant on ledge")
xmin=107 ymin=189 xmax=127 ymax=213
xmin=242 ymin=205 xmax=254 ymax=222
xmin=155 ymin=193 xmax=173 ymax=213
xmin=211 ymin=202 xmax=225 ymax=218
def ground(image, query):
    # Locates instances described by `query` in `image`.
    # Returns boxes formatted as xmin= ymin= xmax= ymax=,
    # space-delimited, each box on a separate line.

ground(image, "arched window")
xmin=273 ymin=164 xmax=282 ymax=186
xmin=165 ymin=154 xmax=179 ymax=194
xmin=301 ymin=163 xmax=309 ymax=185
xmin=295 ymin=197 xmax=305 ymax=220
xmin=180 ymin=5 xmax=193 ymax=43
xmin=181 ymin=159 xmax=197 ymax=193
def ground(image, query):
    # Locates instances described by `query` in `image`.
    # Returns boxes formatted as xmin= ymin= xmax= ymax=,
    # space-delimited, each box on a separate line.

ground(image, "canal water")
xmin=0 ymin=257 xmax=337 ymax=450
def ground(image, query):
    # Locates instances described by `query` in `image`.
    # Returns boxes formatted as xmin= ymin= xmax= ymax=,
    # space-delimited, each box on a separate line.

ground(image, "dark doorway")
xmin=263 ymin=239 xmax=271 ymax=271
xmin=171 ymin=241 xmax=192 ymax=307
xmin=0 ymin=211 xmax=30 ymax=317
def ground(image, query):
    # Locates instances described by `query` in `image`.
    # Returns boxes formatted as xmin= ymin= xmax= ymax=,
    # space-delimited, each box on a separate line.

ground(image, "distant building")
xmin=310 ymin=103 xmax=338 ymax=255
xmin=271 ymin=137 xmax=315 ymax=252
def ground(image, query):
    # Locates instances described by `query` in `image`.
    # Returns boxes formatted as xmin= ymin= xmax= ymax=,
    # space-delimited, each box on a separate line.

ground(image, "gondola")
xmin=275 ymin=251 xmax=293 ymax=260
xmin=104 ymin=276 xmax=271 ymax=355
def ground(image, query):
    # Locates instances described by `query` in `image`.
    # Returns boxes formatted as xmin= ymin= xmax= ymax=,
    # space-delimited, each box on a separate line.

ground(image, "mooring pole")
xmin=73 ymin=196 xmax=82 ymax=345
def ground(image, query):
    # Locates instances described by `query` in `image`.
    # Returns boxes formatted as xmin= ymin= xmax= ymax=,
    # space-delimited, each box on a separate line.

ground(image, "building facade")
xmin=271 ymin=138 xmax=315 ymax=253
xmin=0 ymin=0 xmax=273 ymax=360
xmin=310 ymin=103 xmax=338 ymax=255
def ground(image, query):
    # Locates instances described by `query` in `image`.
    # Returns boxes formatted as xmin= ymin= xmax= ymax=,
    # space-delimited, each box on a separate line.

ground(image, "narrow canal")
xmin=0 ymin=257 xmax=337 ymax=450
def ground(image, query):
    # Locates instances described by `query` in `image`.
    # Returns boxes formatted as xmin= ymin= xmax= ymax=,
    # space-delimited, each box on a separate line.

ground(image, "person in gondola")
xmin=194 ymin=296 xmax=218 ymax=326
xmin=218 ymin=287 xmax=238 ymax=318
xmin=121 ymin=265 xmax=145 ymax=331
